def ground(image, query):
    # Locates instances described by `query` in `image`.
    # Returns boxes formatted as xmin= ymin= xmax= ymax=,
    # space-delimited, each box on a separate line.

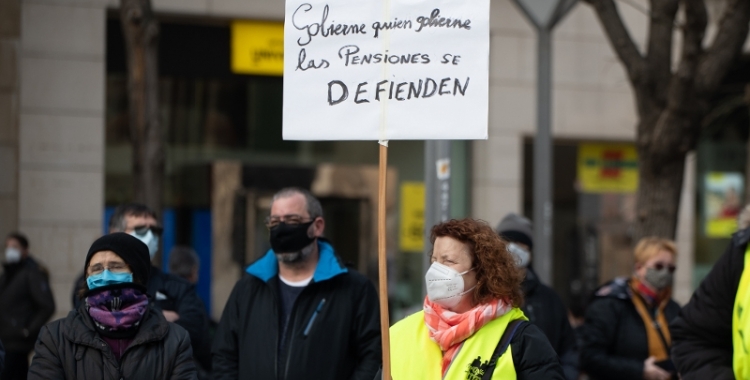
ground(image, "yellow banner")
xmin=400 ymin=182 xmax=425 ymax=252
xmin=231 ymin=21 xmax=284 ymax=76
xmin=577 ymin=143 xmax=638 ymax=193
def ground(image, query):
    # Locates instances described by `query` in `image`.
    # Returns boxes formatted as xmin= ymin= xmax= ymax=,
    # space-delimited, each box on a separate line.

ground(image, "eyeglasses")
xmin=133 ymin=225 xmax=163 ymax=236
xmin=87 ymin=262 xmax=131 ymax=275
xmin=265 ymin=214 xmax=313 ymax=228
xmin=652 ymin=263 xmax=676 ymax=273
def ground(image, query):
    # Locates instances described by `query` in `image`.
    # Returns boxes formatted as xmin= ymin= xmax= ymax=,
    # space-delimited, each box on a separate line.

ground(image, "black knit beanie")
xmin=84 ymin=233 xmax=151 ymax=286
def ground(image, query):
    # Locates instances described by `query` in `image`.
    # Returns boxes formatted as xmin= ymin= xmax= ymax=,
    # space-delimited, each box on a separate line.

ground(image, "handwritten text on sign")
xmin=282 ymin=0 xmax=490 ymax=140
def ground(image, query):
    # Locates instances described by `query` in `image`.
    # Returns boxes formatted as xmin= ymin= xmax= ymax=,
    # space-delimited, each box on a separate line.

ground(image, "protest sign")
xmin=283 ymin=0 xmax=490 ymax=140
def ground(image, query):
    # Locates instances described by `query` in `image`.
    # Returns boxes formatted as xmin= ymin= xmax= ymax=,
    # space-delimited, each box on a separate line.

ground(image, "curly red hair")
xmin=431 ymin=218 xmax=524 ymax=307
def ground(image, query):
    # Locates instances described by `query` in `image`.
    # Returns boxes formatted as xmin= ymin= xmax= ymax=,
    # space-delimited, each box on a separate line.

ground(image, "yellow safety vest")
xmin=390 ymin=307 xmax=526 ymax=380
xmin=734 ymin=245 xmax=750 ymax=379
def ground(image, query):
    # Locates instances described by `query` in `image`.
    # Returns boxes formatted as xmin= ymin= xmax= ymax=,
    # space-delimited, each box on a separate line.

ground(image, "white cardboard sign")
xmin=283 ymin=0 xmax=490 ymax=141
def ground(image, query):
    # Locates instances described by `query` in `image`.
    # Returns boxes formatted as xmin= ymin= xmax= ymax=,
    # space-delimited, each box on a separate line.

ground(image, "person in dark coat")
xmin=29 ymin=233 xmax=197 ymax=380
xmin=212 ymin=188 xmax=382 ymax=380
xmin=71 ymin=203 xmax=208 ymax=362
xmin=670 ymin=223 xmax=750 ymax=379
xmin=579 ymin=237 xmax=681 ymax=380
xmin=389 ymin=218 xmax=564 ymax=380
xmin=169 ymin=245 xmax=214 ymax=379
xmin=496 ymin=213 xmax=579 ymax=380
xmin=0 ymin=232 xmax=55 ymax=380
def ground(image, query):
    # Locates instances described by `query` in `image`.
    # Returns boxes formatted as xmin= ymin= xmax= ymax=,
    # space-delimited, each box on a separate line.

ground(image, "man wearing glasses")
xmin=71 ymin=203 xmax=207 ymax=366
xmin=213 ymin=187 xmax=382 ymax=380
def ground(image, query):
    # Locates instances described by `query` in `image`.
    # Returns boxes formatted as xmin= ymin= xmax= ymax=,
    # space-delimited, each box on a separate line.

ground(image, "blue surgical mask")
xmin=86 ymin=269 xmax=134 ymax=290
xmin=129 ymin=228 xmax=160 ymax=259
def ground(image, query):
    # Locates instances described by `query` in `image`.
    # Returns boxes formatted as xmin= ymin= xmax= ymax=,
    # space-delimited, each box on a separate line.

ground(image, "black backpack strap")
xmin=481 ymin=319 xmax=527 ymax=380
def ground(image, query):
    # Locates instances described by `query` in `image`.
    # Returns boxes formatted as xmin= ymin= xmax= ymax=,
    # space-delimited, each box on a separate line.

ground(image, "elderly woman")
xmin=28 ymin=233 xmax=196 ymax=379
xmin=579 ymin=237 xmax=681 ymax=380
xmin=390 ymin=218 xmax=563 ymax=379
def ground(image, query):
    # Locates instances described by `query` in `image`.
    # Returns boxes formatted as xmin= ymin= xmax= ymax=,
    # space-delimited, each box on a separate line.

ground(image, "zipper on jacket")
xmin=282 ymin=286 xmax=319 ymax=379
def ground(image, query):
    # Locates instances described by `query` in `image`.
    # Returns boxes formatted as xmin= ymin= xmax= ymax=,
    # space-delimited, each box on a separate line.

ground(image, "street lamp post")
xmin=511 ymin=0 xmax=578 ymax=286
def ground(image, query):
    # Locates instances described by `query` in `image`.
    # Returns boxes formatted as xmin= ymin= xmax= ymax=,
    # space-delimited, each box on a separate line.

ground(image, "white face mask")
xmin=507 ymin=243 xmax=530 ymax=268
xmin=129 ymin=228 xmax=160 ymax=259
xmin=4 ymin=247 xmax=21 ymax=264
xmin=425 ymin=262 xmax=475 ymax=309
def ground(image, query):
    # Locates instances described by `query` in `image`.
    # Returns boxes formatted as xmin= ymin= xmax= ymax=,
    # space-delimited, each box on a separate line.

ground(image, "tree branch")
xmin=696 ymin=0 xmax=750 ymax=95
xmin=646 ymin=0 xmax=679 ymax=105
xmin=667 ymin=0 xmax=706 ymax=108
xmin=585 ymin=0 xmax=648 ymax=84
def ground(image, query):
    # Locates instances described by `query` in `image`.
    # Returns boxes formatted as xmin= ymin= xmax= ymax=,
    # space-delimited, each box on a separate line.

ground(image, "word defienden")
xmin=327 ymin=77 xmax=471 ymax=105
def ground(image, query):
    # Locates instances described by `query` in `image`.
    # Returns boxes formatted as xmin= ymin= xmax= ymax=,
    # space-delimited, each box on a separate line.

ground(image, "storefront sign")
xmin=577 ymin=143 xmax=638 ymax=193
xmin=704 ymin=172 xmax=743 ymax=238
xmin=282 ymin=0 xmax=490 ymax=140
xmin=400 ymin=182 xmax=425 ymax=252
xmin=232 ymin=21 xmax=285 ymax=76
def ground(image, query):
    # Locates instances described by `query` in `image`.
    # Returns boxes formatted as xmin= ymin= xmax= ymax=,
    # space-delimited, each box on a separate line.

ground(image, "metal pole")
xmin=533 ymin=28 xmax=553 ymax=286
xmin=422 ymin=140 xmax=452 ymax=296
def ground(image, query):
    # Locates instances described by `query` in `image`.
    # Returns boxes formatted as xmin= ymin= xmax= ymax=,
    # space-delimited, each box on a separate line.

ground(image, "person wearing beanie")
xmin=496 ymin=213 xmax=579 ymax=380
xmin=28 ymin=233 xmax=197 ymax=379
xmin=70 ymin=203 xmax=208 ymax=370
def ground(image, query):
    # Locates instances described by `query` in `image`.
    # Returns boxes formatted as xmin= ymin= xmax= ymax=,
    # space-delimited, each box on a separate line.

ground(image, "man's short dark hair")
xmin=7 ymin=232 xmax=29 ymax=250
xmin=109 ymin=203 xmax=157 ymax=232
xmin=272 ymin=187 xmax=323 ymax=219
xmin=168 ymin=246 xmax=200 ymax=280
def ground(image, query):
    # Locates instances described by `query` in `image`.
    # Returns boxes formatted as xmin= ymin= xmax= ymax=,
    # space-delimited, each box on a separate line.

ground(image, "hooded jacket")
xmin=0 ymin=256 xmax=56 ymax=353
xmin=578 ymin=278 xmax=680 ymax=380
xmin=28 ymin=303 xmax=197 ymax=380
xmin=521 ymin=269 xmax=578 ymax=380
xmin=212 ymin=240 xmax=382 ymax=380
xmin=670 ymin=228 xmax=748 ymax=380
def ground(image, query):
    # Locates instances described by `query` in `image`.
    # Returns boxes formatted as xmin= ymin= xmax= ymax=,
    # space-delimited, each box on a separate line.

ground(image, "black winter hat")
xmin=84 ymin=233 xmax=151 ymax=286
xmin=495 ymin=213 xmax=534 ymax=249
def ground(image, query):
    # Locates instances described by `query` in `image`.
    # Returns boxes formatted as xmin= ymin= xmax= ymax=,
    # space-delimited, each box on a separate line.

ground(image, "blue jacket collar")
xmin=246 ymin=240 xmax=347 ymax=283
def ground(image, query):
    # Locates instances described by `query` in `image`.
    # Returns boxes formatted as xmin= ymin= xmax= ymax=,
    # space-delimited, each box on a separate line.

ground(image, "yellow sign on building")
xmin=400 ymin=182 xmax=425 ymax=252
xmin=231 ymin=21 xmax=284 ymax=76
xmin=577 ymin=143 xmax=638 ymax=193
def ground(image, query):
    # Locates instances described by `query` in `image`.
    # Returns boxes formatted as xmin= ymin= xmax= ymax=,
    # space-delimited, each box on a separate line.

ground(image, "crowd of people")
xmin=0 ymin=187 xmax=747 ymax=379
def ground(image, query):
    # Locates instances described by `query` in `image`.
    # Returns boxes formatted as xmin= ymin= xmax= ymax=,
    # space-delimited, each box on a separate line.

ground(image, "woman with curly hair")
xmin=389 ymin=218 xmax=564 ymax=379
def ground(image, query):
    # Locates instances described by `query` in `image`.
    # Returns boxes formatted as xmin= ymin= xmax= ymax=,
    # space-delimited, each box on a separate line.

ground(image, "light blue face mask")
xmin=86 ymin=269 xmax=134 ymax=290
xmin=129 ymin=229 xmax=160 ymax=260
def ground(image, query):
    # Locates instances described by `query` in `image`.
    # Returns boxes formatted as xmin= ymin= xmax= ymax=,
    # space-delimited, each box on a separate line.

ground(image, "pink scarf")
xmin=423 ymin=297 xmax=512 ymax=375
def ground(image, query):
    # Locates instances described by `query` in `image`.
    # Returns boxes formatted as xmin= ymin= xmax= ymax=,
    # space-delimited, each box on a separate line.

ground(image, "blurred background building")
xmin=0 ymin=0 xmax=748 ymax=321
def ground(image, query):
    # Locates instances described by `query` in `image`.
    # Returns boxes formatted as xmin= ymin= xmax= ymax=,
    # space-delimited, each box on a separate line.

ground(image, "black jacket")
xmin=72 ymin=266 xmax=208 ymax=358
xmin=579 ymin=278 xmax=680 ymax=380
xmin=521 ymin=269 xmax=578 ymax=380
xmin=671 ymin=228 xmax=747 ymax=380
xmin=212 ymin=241 xmax=382 ymax=380
xmin=506 ymin=322 xmax=567 ymax=379
xmin=28 ymin=304 xmax=197 ymax=379
xmin=0 ymin=257 xmax=56 ymax=353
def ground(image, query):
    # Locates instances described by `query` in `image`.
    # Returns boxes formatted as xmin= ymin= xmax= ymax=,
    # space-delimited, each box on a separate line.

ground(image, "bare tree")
xmin=120 ymin=0 xmax=164 ymax=215
xmin=584 ymin=0 xmax=750 ymax=239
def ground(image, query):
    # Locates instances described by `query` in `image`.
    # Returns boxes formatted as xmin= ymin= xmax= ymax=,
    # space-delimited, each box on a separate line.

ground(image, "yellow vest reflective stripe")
xmin=734 ymin=245 xmax=750 ymax=379
xmin=390 ymin=307 xmax=527 ymax=380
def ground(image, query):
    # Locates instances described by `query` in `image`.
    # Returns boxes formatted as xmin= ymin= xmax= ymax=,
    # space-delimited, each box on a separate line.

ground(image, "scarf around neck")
xmin=423 ymin=297 xmax=512 ymax=376
xmin=86 ymin=286 xmax=149 ymax=339
xmin=630 ymin=277 xmax=672 ymax=361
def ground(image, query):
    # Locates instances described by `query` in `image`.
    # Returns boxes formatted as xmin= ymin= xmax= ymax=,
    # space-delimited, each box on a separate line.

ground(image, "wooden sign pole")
xmin=378 ymin=143 xmax=392 ymax=380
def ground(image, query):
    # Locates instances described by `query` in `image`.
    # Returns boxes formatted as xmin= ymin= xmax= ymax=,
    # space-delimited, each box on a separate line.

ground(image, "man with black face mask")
xmin=213 ymin=187 xmax=382 ymax=380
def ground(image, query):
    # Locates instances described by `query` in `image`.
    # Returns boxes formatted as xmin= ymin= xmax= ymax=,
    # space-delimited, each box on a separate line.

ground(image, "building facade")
xmin=3 ymin=0 xmax=746 ymax=321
